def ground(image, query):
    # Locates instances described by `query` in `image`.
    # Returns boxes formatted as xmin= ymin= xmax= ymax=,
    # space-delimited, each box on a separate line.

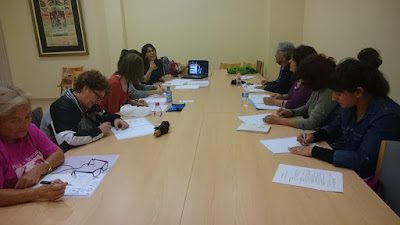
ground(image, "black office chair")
xmin=31 ymin=107 xmax=43 ymax=128
xmin=376 ymin=140 xmax=400 ymax=216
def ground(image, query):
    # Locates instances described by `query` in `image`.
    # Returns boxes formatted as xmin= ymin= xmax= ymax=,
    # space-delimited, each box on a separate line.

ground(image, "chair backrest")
xmin=376 ymin=140 xmax=400 ymax=216
xmin=59 ymin=67 xmax=83 ymax=95
xmin=242 ymin=62 xmax=257 ymax=69
xmin=220 ymin=63 xmax=241 ymax=70
xmin=31 ymin=107 xmax=43 ymax=128
xmin=256 ymin=60 xmax=264 ymax=76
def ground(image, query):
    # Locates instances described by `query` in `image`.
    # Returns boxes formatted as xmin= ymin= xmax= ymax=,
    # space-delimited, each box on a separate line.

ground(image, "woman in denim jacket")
xmin=290 ymin=48 xmax=400 ymax=178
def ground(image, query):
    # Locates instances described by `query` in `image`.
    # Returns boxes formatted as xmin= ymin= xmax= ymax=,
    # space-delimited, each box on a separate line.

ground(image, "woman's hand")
xmin=270 ymin=93 xmax=282 ymax=99
xmin=277 ymin=108 xmax=293 ymax=118
xmin=149 ymin=61 xmax=157 ymax=72
xmin=288 ymin=146 xmax=313 ymax=157
xmin=137 ymin=99 xmax=148 ymax=107
xmin=14 ymin=167 xmax=43 ymax=189
xmin=114 ymin=119 xmax=129 ymax=130
xmin=263 ymin=115 xmax=281 ymax=124
xmin=297 ymin=133 xmax=314 ymax=146
xmin=99 ymin=122 xmax=112 ymax=136
xmin=155 ymin=86 xmax=166 ymax=95
xmin=261 ymin=80 xmax=269 ymax=85
xmin=37 ymin=179 xmax=67 ymax=201
xmin=263 ymin=97 xmax=277 ymax=106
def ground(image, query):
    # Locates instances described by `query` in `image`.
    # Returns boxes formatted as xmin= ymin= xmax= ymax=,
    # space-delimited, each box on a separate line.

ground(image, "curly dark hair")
xmin=328 ymin=48 xmax=389 ymax=96
xmin=291 ymin=45 xmax=317 ymax=82
xmin=297 ymin=54 xmax=336 ymax=91
xmin=74 ymin=70 xmax=111 ymax=95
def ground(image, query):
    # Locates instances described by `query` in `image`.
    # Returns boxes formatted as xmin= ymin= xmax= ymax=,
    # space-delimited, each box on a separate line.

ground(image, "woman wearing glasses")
xmin=41 ymin=70 xmax=129 ymax=152
xmin=0 ymin=86 xmax=67 ymax=207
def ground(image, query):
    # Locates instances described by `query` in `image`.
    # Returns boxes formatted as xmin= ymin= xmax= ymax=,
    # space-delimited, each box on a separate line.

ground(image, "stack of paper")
xmin=187 ymin=80 xmax=209 ymax=87
xmin=244 ymin=85 xmax=267 ymax=93
xmin=175 ymin=85 xmax=199 ymax=90
xmin=248 ymin=94 xmax=280 ymax=110
xmin=237 ymin=123 xmax=271 ymax=133
xmin=36 ymin=155 xmax=119 ymax=197
xmin=162 ymin=79 xmax=191 ymax=86
xmin=259 ymin=136 xmax=317 ymax=154
xmin=111 ymin=118 xmax=155 ymax=140
xmin=272 ymin=164 xmax=343 ymax=192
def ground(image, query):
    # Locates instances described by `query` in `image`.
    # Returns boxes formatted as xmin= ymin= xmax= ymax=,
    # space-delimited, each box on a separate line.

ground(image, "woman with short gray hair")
xmin=0 ymin=86 xmax=67 ymax=207
xmin=259 ymin=41 xmax=295 ymax=94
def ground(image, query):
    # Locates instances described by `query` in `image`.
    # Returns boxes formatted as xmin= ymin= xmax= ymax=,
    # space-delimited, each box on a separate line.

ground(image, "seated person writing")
xmin=41 ymin=70 xmax=129 ymax=152
xmin=263 ymin=54 xmax=338 ymax=130
xmin=100 ymin=53 xmax=148 ymax=113
xmin=263 ymin=45 xmax=315 ymax=109
xmin=257 ymin=42 xmax=295 ymax=94
xmin=0 ymin=86 xmax=67 ymax=207
xmin=115 ymin=49 xmax=165 ymax=99
xmin=289 ymin=48 xmax=400 ymax=178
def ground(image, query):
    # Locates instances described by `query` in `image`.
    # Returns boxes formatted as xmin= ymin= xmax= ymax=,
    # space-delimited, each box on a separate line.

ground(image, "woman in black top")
xmin=141 ymin=43 xmax=165 ymax=85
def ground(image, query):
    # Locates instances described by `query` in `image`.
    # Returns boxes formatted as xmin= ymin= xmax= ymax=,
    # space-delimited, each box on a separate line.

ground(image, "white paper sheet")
xmin=36 ymin=155 xmax=119 ymax=197
xmin=175 ymin=85 xmax=199 ymax=90
xmin=140 ymin=94 xmax=166 ymax=104
xmin=238 ymin=113 xmax=271 ymax=125
xmin=149 ymin=104 xmax=168 ymax=112
xmin=162 ymin=79 xmax=191 ymax=86
xmin=244 ymin=85 xmax=267 ymax=93
xmin=272 ymin=164 xmax=343 ymax=192
xmin=179 ymin=100 xmax=195 ymax=103
xmin=259 ymin=136 xmax=317 ymax=154
xmin=111 ymin=118 xmax=154 ymax=140
xmin=241 ymin=75 xmax=255 ymax=80
xmin=249 ymin=94 xmax=271 ymax=104
xmin=187 ymin=80 xmax=209 ymax=87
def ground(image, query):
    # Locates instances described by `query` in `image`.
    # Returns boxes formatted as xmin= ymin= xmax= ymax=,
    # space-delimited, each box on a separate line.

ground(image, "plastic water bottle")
xmin=170 ymin=60 xmax=175 ymax=76
xmin=236 ymin=71 xmax=242 ymax=86
xmin=154 ymin=102 xmax=162 ymax=124
xmin=166 ymin=86 xmax=173 ymax=103
xmin=242 ymin=84 xmax=249 ymax=107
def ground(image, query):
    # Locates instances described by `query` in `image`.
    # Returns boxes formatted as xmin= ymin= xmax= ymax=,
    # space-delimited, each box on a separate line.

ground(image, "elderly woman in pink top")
xmin=0 ymin=86 xmax=66 ymax=207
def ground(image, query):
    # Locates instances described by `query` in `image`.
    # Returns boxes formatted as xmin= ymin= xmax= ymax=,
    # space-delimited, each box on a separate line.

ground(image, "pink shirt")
xmin=0 ymin=124 xmax=59 ymax=189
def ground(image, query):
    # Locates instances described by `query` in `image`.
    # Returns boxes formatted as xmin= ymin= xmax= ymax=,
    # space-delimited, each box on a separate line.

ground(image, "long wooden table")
xmin=1 ymin=70 xmax=399 ymax=225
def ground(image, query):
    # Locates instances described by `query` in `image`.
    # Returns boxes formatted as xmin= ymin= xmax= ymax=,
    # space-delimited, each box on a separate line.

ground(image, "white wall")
xmin=0 ymin=0 xmax=118 ymax=98
xmin=123 ymin=0 xmax=268 ymax=72
xmin=303 ymin=0 xmax=400 ymax=103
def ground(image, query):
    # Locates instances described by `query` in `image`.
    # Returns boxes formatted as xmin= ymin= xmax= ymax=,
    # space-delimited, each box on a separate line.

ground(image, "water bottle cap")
xmin=236 ymin=71 xmax=241 ymax=75
xmin=155 ymin=102 xmax=160 ymax=106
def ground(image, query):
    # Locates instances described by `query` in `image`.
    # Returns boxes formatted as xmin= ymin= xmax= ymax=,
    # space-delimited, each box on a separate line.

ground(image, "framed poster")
xmin=29 ymin=0 xmax=88 ymax=56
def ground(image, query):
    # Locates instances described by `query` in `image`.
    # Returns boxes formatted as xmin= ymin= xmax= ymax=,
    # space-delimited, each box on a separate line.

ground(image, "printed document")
xmin=36 ymin=155 xmax=119 ymax=197
xmin=112 ymin=118 xmax=154 ymax=140
xmin=272 ymin=164 xmax=343 ymax=192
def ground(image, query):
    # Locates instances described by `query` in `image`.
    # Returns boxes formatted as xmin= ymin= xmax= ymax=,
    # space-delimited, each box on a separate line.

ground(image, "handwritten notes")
xmin=112 ymin=118 xmax=154 ymax=140
xmin=259 ymin=136 xmax=317 ymax=154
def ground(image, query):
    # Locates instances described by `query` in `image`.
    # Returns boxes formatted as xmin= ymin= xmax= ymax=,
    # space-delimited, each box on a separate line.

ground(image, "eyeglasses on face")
xmin=92 ymin=90 xmax=104 ymax=102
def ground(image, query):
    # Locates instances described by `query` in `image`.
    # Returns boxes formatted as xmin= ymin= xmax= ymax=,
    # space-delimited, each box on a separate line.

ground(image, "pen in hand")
xmin=302 ymin=124 xmax=306 ymax=140
xmin=40 ymin=181 xmax=71 ymax=186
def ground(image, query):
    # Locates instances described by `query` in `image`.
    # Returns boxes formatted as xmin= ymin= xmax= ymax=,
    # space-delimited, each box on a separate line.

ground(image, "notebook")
xmin=181 ymin=60 xmax=209 ymax=79
xmin=237 ymin=123 xmax=271 ymax=133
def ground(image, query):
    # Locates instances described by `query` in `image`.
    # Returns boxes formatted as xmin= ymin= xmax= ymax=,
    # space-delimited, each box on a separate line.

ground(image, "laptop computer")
xmin=182 ymin=60 xmax=209 ymax=79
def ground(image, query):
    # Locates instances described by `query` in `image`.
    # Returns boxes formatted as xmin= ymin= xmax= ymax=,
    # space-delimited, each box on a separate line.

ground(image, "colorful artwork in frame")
xmin=29 ymin=0 xmax=88 ymax=56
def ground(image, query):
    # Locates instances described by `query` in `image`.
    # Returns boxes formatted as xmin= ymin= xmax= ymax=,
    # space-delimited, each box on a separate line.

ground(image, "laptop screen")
xmin=188 ymin=60 xmax=208 ymax=75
